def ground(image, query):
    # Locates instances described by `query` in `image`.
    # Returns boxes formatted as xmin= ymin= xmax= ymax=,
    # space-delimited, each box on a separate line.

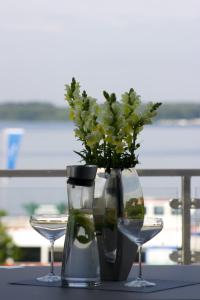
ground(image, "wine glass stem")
xmin=50 ymin=240 xmax=55 ymax=275
xmin=138 ymin=245 xmax=142 ymax=280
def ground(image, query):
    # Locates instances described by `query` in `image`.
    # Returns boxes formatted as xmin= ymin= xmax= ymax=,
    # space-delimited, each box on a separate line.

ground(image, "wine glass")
xmin=30 ymin=214 xmax=68 ymax=282
xmin=118 ymin=217 xmax=163 ymax=287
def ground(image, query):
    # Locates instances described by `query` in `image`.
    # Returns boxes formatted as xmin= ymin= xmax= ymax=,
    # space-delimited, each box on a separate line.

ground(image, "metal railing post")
xmin=181 ymin=175 xmax=191 ymax=264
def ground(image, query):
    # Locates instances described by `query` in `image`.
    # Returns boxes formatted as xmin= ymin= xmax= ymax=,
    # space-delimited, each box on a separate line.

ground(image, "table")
xmin=1 ymin=265 xmax=200 ymax=300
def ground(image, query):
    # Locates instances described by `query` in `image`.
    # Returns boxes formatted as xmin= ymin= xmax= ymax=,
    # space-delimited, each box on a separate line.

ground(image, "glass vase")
xmin=94 ymin=168 xmax=144 ymax=281
xmin=61 ymin=165 xmax=100 ymax=287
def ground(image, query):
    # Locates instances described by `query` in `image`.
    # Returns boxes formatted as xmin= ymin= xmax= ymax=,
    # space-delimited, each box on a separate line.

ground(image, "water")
xmin=0 ymin=121 xmax=199 ymax=169
xmin=62 ymin=211 xmax=100 ymax=287
xmin=0 ymin=121 xmax=200 ymax=215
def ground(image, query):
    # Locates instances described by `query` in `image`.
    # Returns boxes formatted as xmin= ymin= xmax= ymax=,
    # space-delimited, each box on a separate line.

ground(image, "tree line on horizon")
xmin=0 ymin=101 xmax=200 ymax=121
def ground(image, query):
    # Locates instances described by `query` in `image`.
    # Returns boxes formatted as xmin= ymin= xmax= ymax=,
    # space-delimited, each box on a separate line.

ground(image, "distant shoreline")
xmin=0 ymin=120 xmax=200 ymax=130
xmin=0 ymin=101 xmax=200 ymax=123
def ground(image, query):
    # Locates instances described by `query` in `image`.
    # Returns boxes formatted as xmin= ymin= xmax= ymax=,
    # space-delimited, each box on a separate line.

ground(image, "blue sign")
xmin=5 ymin=129 xmax=24 ymax=170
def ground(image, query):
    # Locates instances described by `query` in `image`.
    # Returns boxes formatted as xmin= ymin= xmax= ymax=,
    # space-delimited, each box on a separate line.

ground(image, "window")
xmin=171 ymin=208 xmax=182 ymax=215
xmin=154 ymin=206 xmax=164 ymax=215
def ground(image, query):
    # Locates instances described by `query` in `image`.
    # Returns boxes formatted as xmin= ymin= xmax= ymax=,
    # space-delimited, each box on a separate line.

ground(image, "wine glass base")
xmin=37 ymin=274 xmax=61 ymax=283
xmin=125 ymin=277 xmax=156 ymax=288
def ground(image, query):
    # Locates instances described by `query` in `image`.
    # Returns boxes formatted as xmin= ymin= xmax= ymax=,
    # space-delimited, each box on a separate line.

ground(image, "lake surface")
xmin=0 ymin=121 xmax=200 ymax=215
xmin=0 ymin=121 xmax=200 ymax=169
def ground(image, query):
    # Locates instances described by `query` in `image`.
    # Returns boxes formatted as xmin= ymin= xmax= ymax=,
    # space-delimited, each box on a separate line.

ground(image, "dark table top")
xmin=1 ymin=265 xmax=200 ymax=300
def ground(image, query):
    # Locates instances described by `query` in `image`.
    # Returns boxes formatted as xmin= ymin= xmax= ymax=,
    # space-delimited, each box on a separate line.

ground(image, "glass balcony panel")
xmin=141 ymin=186 xmax=180 ymax=265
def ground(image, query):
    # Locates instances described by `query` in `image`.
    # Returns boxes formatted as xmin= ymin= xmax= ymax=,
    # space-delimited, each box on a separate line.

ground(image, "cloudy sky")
xmin=0 ymin=0 xmax=200 ymax=105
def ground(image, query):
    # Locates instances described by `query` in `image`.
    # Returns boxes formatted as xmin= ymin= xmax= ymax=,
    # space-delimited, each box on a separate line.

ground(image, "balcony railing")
xmin=0 ymin=168 xmax=200 ymax=264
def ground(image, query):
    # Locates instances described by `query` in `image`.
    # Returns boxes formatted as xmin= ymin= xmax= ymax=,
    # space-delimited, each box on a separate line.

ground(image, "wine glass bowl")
xmin=30 ymin=214 xmax=68 ymax=282
xmin=118 ymin=217 xmax=163 ymax=287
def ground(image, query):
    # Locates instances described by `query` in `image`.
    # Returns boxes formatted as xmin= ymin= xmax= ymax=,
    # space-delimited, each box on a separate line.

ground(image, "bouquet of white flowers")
xmin=65 ymin=78 xmax=161 ymax=173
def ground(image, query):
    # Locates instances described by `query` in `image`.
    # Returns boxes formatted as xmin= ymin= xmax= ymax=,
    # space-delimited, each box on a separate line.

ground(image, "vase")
xmin=93 ymin=168 xmax=144 ymax=281
xmin=61 ymin=165 xmax=101 ymax=287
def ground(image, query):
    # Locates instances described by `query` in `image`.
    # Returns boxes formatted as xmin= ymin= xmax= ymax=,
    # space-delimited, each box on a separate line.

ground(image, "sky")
xmin=0 ymin=0 xmax=200 ymax=106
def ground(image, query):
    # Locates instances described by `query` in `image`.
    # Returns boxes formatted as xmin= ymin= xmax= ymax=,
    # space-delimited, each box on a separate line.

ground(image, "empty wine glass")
xmin=118 ymin=217 xmax=163 ymax=287
xmin=30 ymin=214 xmax=68 ymax=282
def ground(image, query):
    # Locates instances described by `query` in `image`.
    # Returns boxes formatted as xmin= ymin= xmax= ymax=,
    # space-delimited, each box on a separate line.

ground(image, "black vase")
xmin=93 ymin=168 xmax=144 ymax=281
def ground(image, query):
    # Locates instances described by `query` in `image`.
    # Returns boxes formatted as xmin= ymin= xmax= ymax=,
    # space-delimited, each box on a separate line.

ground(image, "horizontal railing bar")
xmin=0 ymin=169 xmax=200 ymax=177
xmin=0 ymin=170 xmax=67 ymax=177
xmin=137 ymin=169 xmax=200 ymax=177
